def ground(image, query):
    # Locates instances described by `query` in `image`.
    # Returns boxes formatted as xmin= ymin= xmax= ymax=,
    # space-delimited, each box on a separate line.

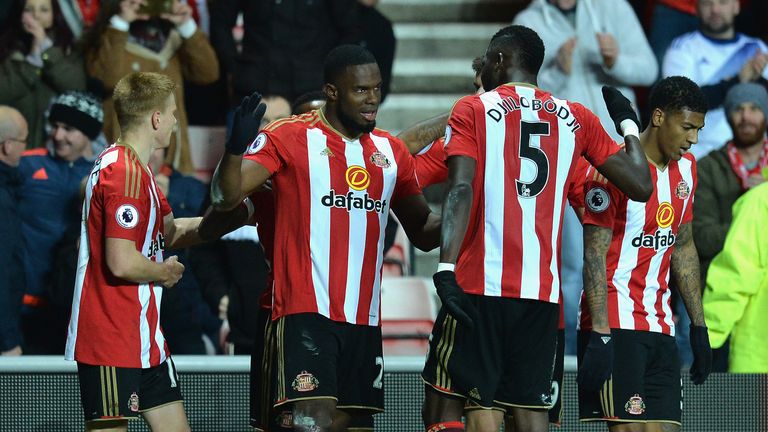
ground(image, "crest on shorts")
xmin=128 ymin=392 xmax=139 ymax=412
xmin=275 ymin=411 xmax=293 ymax=428
xmin=116 ymin=204 xmax=139 ymax=229
xmin=586 ymin=187 xmax=610 ymax=213
xmin=292 ymin=371 xmax=319 ymax=392
xmin=624 ymin=394 xmax=646 ymax=415
xmin=675 ymin=180 xmax=690 ymax=199
xmin=370 ymin=150 xmax=391 ymax=168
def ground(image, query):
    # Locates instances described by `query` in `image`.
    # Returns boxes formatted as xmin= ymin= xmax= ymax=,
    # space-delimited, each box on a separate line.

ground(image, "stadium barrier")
xmin=1 ymin=356 xmax=765 ymax=431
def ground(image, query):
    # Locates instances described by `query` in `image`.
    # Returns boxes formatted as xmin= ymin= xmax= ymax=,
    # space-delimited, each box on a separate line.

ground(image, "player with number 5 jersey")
xmin=422 ymin=25 xmax=654 ymax=432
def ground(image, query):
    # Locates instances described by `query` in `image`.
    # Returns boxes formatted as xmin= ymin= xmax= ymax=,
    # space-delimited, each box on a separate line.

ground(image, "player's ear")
xmin=651 ymin=108 xmax=664 ymax=128
xmin=151 ymin=110 xmax=161 ymax=130
xmin=323 ymin=83 xmax=338 ymax=102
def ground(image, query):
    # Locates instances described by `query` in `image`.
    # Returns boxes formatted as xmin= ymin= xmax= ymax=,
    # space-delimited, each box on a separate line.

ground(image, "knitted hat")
xmin=724 ymin=83 xmax=768 ymax=120
xmin=48 ymin=91 xmax=104 ymax=140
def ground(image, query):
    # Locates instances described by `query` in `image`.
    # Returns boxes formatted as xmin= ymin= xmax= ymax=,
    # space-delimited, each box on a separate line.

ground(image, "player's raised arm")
xmin=595 ymin=86 xmax=654 ymax=202
xmin=211 ymin=92 xmax=268 ymax=211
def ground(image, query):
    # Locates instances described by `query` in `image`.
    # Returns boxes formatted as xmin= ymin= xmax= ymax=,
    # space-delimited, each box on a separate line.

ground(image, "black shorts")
xmin=422 ymin=296 xmax=559 ymax=410
xmin=272 ymin=313 xmax=384 ymax=413
xmin=549 ymin=329 xmax=565 ymax=425
xmin=577 ymin=329 xmax=681 ymax=425
xmin=77 ymin=358 xmax=183 ymax=422
xmin=250 ymin=306 xmax=276 ymax=431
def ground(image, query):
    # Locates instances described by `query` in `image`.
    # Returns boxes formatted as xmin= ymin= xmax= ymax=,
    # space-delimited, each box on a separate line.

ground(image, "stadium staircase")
xmin=376 ymin=0 xmax=529 ymax=133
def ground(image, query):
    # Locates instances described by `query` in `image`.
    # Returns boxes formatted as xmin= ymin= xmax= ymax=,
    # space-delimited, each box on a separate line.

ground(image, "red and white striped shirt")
xmin=65 ymin=145 xmax=172 ymax=368
xmin=244 ymin=110 xmax=421 ymax=326
xmin=445 ymin=83 xmax=620 ymax=303
xmin=578 ymin=154 xmax=697 ymax=336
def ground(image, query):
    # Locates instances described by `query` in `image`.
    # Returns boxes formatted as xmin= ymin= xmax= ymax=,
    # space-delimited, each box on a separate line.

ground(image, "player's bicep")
xmin=163 ymin=212 xmax=176 ymax=241
xmin=240 ymin=159 xmax=273 ymax=197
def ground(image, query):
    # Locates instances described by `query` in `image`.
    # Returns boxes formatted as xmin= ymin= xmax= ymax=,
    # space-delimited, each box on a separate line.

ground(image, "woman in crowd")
xmin=0 ymin=0 xmax=86 ymax=149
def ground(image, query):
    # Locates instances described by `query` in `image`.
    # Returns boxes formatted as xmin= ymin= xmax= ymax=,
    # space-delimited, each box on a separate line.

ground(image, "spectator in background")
xmin=260 ymin=95 xmax=291 ymax=128
xmin=693 ymin=83 xmax=768 ymax=371
xmin=663 ymin=0 xmax=768 ymax=159
xmin=291 ymin=91 xmax=328 ymax=116
xmin=0 ymin=106 xmax=28 ymax=357
xmin=147 ymin=149 xmax=224 ymax=355
xmin=57 ymin=0 xmax=101 ymax=38
xmin=513 ymin=0 xmax=658 ymax=142
xmin=694 ymin=84 xmax=768 ymax=285
xmin=513 ymin=0 xmax=658 ymax=355
xmin=704 ymin=181 xmax=768 ymax=373
xmin=209 ymin=0 xmax=361 ymax=106
xmin=648 ymin=0 xmax=698 ymax=67
xmin=358 ymin=0 xmax=395 ymax=102
xmin=82 ymin=0 xmax=219 ymax=174
xmin=0 ymin=0 xmax=86 ymax=150
xmin=17 ymin=91 xmax=102 ymax=354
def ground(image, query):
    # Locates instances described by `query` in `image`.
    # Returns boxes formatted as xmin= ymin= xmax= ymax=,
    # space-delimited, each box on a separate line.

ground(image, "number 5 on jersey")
xmin=517 ymin=120 xmax=551 ymax=198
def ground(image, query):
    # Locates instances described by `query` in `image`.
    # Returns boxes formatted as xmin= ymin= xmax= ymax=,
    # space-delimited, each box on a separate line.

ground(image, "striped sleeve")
xmin=444 ymin=96 xmax=479 ymax=160
xmin=571 ymin=103 xmax=621 ymax=168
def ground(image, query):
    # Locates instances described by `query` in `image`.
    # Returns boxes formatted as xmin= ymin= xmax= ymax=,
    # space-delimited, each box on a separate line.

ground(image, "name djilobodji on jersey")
xmin=486 ymin=95 xmax=581 ymax=133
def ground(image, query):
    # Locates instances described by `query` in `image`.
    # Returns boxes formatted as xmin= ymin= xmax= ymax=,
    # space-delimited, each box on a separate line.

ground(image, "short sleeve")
xmin=444 ymin=96 xmax=479 ymax=161
xmin=415 ymin=137 xmax=448 ymax=188
xmin=582 ymin=166 xmax=625 ymax=229
xmin=567 ymin=157 xmax=591 ymax=209
xmin=392 ymin=143 xmax=422 ymax=202
xmin=243 ymin=128 xmax=286 ymax=175
xmin=681 ymin=156 xmax=697 ymax=224
xmin=101 ymin=164 xmax=149 ymax=242
xmin=571 ymin=103 xmax=621 ymax=168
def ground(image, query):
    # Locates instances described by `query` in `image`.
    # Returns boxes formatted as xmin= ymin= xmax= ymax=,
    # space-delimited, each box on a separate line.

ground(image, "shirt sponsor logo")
xmin=147 ymin=233 xmax=165 ymax=259
xmin=345 ymin=165 xmax=370 ymax=191
xmin=586 ymin=187 xmax=610 ymax=213
xmin=656 ymin=202 xmax=675 ymax=228
xmin=116 ymin=204 xmax=139 ymax=229
xmin=321 ymin=190 xmax=387 ymax=214
xmin=631 ymin=229 xmax=675 ymax=251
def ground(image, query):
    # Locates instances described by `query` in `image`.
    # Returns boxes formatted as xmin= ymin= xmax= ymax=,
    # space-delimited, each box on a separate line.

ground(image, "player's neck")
xmin=117 ymin=131 xmax=153 ymax=168
xmin=641 ymin=128 xmax=669 ymax=169
xmin=320 ymin=106 xmax=363 ymax=141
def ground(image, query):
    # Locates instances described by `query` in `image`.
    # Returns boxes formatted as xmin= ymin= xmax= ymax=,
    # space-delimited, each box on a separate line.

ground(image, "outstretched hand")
xmin=226 ymin=92 xmax=267 ymax=155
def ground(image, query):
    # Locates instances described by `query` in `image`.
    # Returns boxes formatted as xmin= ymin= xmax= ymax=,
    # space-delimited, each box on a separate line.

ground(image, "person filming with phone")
xmin=81 ymin=0 xmax=219 ymax=175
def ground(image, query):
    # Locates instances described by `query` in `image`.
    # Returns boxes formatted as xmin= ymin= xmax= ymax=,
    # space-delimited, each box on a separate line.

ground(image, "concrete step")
xmin=393 ymin=23 xmax=501 ymax=59
xmin=390 ymin=58 xmax=477 ymax=94
xmin=379 ymin=0 xmax=527 ymax=23
xmin=376 ymin=93 xmax=462 ymax=133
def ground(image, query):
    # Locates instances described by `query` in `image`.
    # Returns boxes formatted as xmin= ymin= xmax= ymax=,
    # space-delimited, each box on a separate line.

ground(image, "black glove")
xmin=225 ymin=92 xmax=267 ymax=155
xmin=433 ymin=270 xmax=478 ymax=332
xmin=689 ymin=325 xmax=712 ymax=385
xmin=577 ymin=330 xmax=614 ymax=392
xmin=601 ymin=86 xmax=640 ymax=137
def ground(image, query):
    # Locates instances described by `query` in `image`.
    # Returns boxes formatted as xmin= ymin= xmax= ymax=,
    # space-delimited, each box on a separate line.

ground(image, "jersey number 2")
xmin=516 ymin=120 xmax=551 ymax=198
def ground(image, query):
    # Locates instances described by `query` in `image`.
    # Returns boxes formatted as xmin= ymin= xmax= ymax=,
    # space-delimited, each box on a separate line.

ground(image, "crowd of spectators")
xmin=0 ymin=0 xmax=766 ymax=375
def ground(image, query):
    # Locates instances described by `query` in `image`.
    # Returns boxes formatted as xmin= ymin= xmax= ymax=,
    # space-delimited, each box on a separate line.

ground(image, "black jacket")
xmin=210 ymin=0 xmax=361 ymax=103
xmin=0 ymin=162 xmax=24 ymax=351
